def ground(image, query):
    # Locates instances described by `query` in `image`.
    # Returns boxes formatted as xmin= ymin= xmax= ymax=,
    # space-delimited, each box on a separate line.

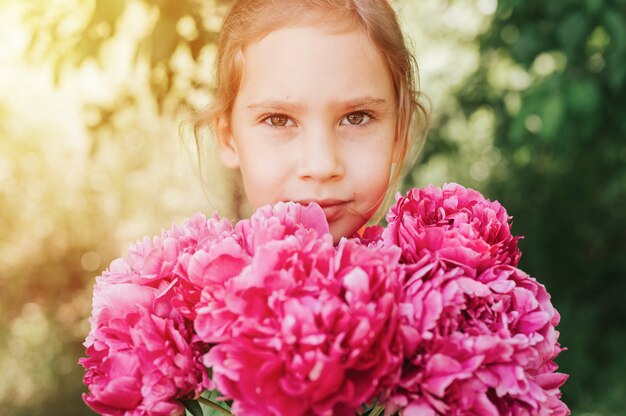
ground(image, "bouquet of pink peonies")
xmin=80 ymin=184 xmax=569 ymax=416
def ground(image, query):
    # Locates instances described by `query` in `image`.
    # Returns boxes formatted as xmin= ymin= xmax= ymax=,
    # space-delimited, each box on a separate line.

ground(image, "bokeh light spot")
xmin=533 ymin=52 xmax=557 ymax=76
xmin=469 ymin=160 xmax=490 ymax=181
xmin=482 ymin=146 xmax=502 ymax=166
xmin=587 ymin=26 xmax=610 ymax=53
xmin=21 ymin=302 xmax=41 ymax=321
xmin=477 ymin=0 xmax=497 ymax=16
xmin=89 ymin=21 xmax=112 ymax=39
xmin=587 ymin=53 xmax=605 ymax=73
xmin=81 ymin=251 xmax=101 ymax=272
xmin=56 ymin=355 xmax=73 ymax=376
xmin=524 ymin=114 xmax=543 ymax=134
xmin=514 ymin=146 xmax=532 ymax=166
xmin=501 ymin=25 xmax=519 ymax=44
xmin=176 ymin=15 xmax=198 ymax=41
xmin=504 ymin=92 xmax=521 ymax=115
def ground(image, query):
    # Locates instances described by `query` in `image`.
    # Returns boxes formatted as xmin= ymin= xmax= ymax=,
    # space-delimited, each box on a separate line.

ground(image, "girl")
xmin=82 ymin=4 xmax=570 ymax=414
xmin=193 ymin=0 xmax=429 ymax=244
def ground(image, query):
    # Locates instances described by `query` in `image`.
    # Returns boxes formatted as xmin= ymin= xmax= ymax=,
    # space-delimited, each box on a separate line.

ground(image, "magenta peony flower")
xmin=81 ymin=213 xmax=231 ymax=415
xmin=173 ymin=234 xmax=249 ymax=322
xmin=81 ymin=190 xmax=568 ymax=416
xmin=235 ymin=201 xmax=330 ymax=255
xmin=81 ymin=283 xmax=211 ymax=416
xmin=181 ymin=236 xmax=252 ymax=341
xmin=192 ymin=202 xmax=329 ymax=342
xmin=355 ymin=224 xmax=384 ymax=247
xmin=387 ymin=256 xmax=569 ymax=415
xmin=382 ymin=183 xmax=521 ymax=272
xmin=200 ymin=230 xmax=405 ymax=416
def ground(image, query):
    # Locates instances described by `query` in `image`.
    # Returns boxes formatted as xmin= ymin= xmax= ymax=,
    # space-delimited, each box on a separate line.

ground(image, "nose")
xmin=296 ymin=126 xmax=344 ymax=182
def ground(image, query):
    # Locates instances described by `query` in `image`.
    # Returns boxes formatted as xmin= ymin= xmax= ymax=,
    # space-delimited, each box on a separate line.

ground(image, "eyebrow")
xmin=247 ymin=96 xmax=388 ymax=112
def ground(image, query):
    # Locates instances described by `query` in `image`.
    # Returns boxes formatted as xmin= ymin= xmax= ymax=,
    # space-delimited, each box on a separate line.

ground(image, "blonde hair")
xmin=193 ymin=0 xmax=429 ymax=222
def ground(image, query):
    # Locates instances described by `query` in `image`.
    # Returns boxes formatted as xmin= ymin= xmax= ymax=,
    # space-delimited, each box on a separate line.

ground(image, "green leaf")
xmin=369 ymin=406 xmax=385 ymax=416
xmin=180 ymin=398 xmax=204 ymax=416
xmin=361 ymin=404 xmax=386 ymax=416
xmin=197 ymin=396 xmax=232 ymax=415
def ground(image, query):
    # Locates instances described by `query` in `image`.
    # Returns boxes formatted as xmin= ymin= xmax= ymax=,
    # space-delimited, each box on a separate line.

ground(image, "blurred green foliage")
xmin=418 ymin=0 xmax=626 ymax=413
xmin=2 ymin=0 xmax=625 ymax=414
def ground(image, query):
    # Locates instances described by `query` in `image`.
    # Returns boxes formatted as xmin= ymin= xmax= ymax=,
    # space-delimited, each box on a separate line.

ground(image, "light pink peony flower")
xmin=387 ymin=257 xmax=569 ymax=415
xmin=382 ymin=183 xmax=521 ymax=272
xmin=96 ymin=213 xmax=235 ymax=289
xmin=200 ymin=231 xmax=405 ymax=416
xmin=88 ymin=213 xmax=238 ymax=309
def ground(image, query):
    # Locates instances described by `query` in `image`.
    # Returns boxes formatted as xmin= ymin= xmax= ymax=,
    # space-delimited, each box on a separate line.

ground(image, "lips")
xmin=293 ymin=199 xmax=349 ymax=222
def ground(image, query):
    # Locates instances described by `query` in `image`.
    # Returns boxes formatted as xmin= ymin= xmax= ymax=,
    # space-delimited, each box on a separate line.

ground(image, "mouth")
xmin=293 ymin=199 xmax=349 ymax=222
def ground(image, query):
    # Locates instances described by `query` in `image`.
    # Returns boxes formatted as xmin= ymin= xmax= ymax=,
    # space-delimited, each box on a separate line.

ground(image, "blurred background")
xmin=1 ymin=0 xmax=624 ymax=414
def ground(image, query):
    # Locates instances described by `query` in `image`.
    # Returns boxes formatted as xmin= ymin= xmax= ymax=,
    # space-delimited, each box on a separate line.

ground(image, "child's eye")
xmin=261 ymin=114 xmax=295 ymax=127
xmin=340 ymin=111 xmax=373 ymax=126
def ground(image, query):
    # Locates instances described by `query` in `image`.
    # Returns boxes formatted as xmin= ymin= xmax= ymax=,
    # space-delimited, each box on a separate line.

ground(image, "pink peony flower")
xmin=236 ymin=201 xmax=330 ymax=255
xmin=81 ymin=283 xmax=211 ymax=416
xmin=200 ymin=230 xmax=405 ymax=416
xmin=81 ymin=213 xmax=230 ymax=415
xmin=382 ymin=183 xmax=521 ymax=272
xmin=354 ymin=224 xmax=384 ymax=247
xmin=192 ymin=202 xmax=329 ymax=342
xmin=181 ymin=236 xmax=251 ymax=340
xmin=81 ymin=190 xmax=568 ymax=416
xmin=88 ymin=213 xmax=238 ymax=308
xmin=96 ymin=213 xmax=235 ymax=289
xmin=387 ymin=256 xmax=569 ymax=415
xmin=173 ymin=234 xmax=249 ymax=321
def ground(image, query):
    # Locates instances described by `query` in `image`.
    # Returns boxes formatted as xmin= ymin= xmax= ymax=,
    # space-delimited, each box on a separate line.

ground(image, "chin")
xmin=329 ymin=221 xmax=360 ymax=246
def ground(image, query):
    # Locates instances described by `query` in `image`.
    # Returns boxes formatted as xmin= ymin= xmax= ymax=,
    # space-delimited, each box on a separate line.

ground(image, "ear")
xmin=215 ymin=115 xmax=240 ymax=168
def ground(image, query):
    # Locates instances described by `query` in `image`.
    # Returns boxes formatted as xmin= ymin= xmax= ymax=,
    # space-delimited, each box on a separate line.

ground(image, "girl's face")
xmin=217 ymin=25 xmax=398 ymax=244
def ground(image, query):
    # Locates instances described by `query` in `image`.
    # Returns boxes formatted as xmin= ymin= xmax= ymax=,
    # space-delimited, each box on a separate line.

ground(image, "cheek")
xmin=349 ymin=140 xmax=395 ymax=204
xmin=351 ymin=159 xmax=392 ymax=205
xmin=364 ymin=168 xmax=392 ymax=203
xmin=237 ymin=150 xmax=289 ymax=208
xmin=351 ymin=139 xmax=394 ymax=181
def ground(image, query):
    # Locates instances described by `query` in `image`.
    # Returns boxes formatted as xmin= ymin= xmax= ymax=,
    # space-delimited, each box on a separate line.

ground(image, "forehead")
xmin=236 ymin=25 xmax=394 ymax=106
